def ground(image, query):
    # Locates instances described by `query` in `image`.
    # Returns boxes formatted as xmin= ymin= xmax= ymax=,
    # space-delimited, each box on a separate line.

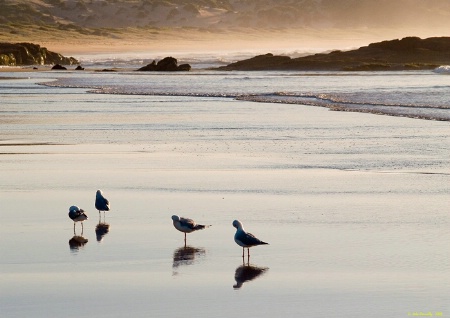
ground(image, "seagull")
xmin=95 ymin=189 xmax=110 ymax=216
xmin=68 ymin=205 xmax=88 ymax=233
xmin=232 ymin=220 xmax=268 ymax=258
xmin=171 ymin=215 xmax=210 ymax=245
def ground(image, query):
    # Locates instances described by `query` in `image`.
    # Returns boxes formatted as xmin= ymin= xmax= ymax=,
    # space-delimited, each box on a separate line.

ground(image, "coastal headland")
xmin=0 ymin=42 xmax=78 ymax=66
xmin=217 ymin=37 xmax=450 ymax=71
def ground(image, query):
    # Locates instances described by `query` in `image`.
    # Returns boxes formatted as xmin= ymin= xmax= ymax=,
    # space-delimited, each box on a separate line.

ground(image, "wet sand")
xmin=0 ymin=76 xmax=449 ymax=317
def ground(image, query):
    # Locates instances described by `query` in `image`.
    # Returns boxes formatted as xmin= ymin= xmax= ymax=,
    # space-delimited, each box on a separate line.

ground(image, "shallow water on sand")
xmin=0 ymin=74 xmax=449 ymax=317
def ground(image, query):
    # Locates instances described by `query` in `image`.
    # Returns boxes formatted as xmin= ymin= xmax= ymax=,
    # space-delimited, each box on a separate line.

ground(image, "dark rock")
xmin=137 ymin=60 xmax=157 ymax=71
xmin=155 ymin=57 xmax=178 ymax=71
xmin=0 ymin=42 xmax=78 ymax=66
xmin=137 ymin=57 xmax=191 ymax=72
xmin=75 ymin=65 xmax=84 ymax=70
xmin=51 ymin=64 xmax=67 ymax=70
xmin=178 ymin=63 xmax=192 ymax=71
xmin=217 ymin=37 xmax=450 ymax=71
xmin=219 ymin=53 xmax=291 ymax=71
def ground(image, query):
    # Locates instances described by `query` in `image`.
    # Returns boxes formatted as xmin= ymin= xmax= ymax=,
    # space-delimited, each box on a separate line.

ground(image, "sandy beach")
xmin=0 ymin=71 xmax=449 ymax=317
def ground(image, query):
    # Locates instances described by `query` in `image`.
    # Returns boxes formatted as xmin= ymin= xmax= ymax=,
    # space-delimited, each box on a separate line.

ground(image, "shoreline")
xmin=1 ymin=68 xmax=448 ymax=122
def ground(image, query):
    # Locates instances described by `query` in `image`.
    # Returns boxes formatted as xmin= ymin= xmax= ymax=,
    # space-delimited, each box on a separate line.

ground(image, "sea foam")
xmin=433 ymin=65 xmax=450 ymax=74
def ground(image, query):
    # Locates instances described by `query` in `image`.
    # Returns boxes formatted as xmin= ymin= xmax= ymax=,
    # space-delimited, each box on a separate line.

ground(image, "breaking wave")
xmin=433 ymin=65 xmax=450 ymax=74
xmin=41 ymin=71 xmax=450 ymax=122
xmin=237 ymin=93 xmax=450 ymax=121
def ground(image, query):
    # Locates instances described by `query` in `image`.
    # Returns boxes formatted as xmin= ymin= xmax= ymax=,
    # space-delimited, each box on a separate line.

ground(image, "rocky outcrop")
xmin=218 ymin=53 xmax=291 ymax=71
xmin=217 ymin=37 xmax=450 ymax=71
xmin=177 ymin=63 xmax=192 ymax=71
xmin=0 ymin=42 xmax=78 ymax=66
xmin=137 ymin=57 xmax=191 ymax=72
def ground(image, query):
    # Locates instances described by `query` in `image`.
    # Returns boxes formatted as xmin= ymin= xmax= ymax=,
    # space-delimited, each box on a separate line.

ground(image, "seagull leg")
xmin=81 ymin=222 xmax=84 ymax=236
xmin=184 ymin=233 xmax=187 ymax=247
xmin=242 ymin=247 xmax=244 ymax=258
xmin=73 ymin=222 xmax=76 ymax=235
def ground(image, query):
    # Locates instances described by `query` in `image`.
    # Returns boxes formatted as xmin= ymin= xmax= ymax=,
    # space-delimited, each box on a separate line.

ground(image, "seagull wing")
xmin=239 ymin=231 xmax=268 ymax=246
xmin=179 ymin=217 xmax=196 ymax=230
xmin=96 ymin=195 xmax=110 ymax=211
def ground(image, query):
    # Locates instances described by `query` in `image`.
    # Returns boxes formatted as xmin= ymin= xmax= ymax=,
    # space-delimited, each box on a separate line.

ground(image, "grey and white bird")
xmin=171 ymin=215 xmax=209 ymax=245
xmin=95 ymin=189 xmax=110 ymax=215
xmin=232 ymin=220 xmax=268 ymax=258
xmin=68 ymin=205 xmax=88 ymax=233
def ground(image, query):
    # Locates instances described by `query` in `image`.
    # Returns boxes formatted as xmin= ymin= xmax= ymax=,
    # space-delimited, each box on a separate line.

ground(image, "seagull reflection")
xmin=172 ymin=245 xmax=206 ymax=272
xmin=233 ymin=263 xmax=269 ymax=289
xmin=95 ymin=218 xmax=110 ymax=242
xmin=69 ymin=235 xmax=88 ymax=251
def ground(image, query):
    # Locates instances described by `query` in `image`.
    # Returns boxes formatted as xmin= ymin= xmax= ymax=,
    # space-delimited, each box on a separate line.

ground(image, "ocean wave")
xmin=75 ymin=52 xmax=241 ymax=69
xmin=90 ymin=87 xmax=236 ymax=98
xmin=433 ymin=65 xmax=450 ymax=74
xmin=40 ymin=74 xmax=450 ymax=122
xmin=237 ymin=93 xmax=450 ymax=121
xmin=242 ymin=92 xmax=450 ymax=110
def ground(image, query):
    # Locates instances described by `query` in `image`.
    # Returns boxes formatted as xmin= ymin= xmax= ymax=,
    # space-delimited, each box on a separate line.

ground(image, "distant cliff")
xmin=217 ymin=37 xmax=450 ymax=71
xmin=1 ymin=0 xmax=449 ymax=31
xmin=0 ymin=42 xmax=78 ymax=66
